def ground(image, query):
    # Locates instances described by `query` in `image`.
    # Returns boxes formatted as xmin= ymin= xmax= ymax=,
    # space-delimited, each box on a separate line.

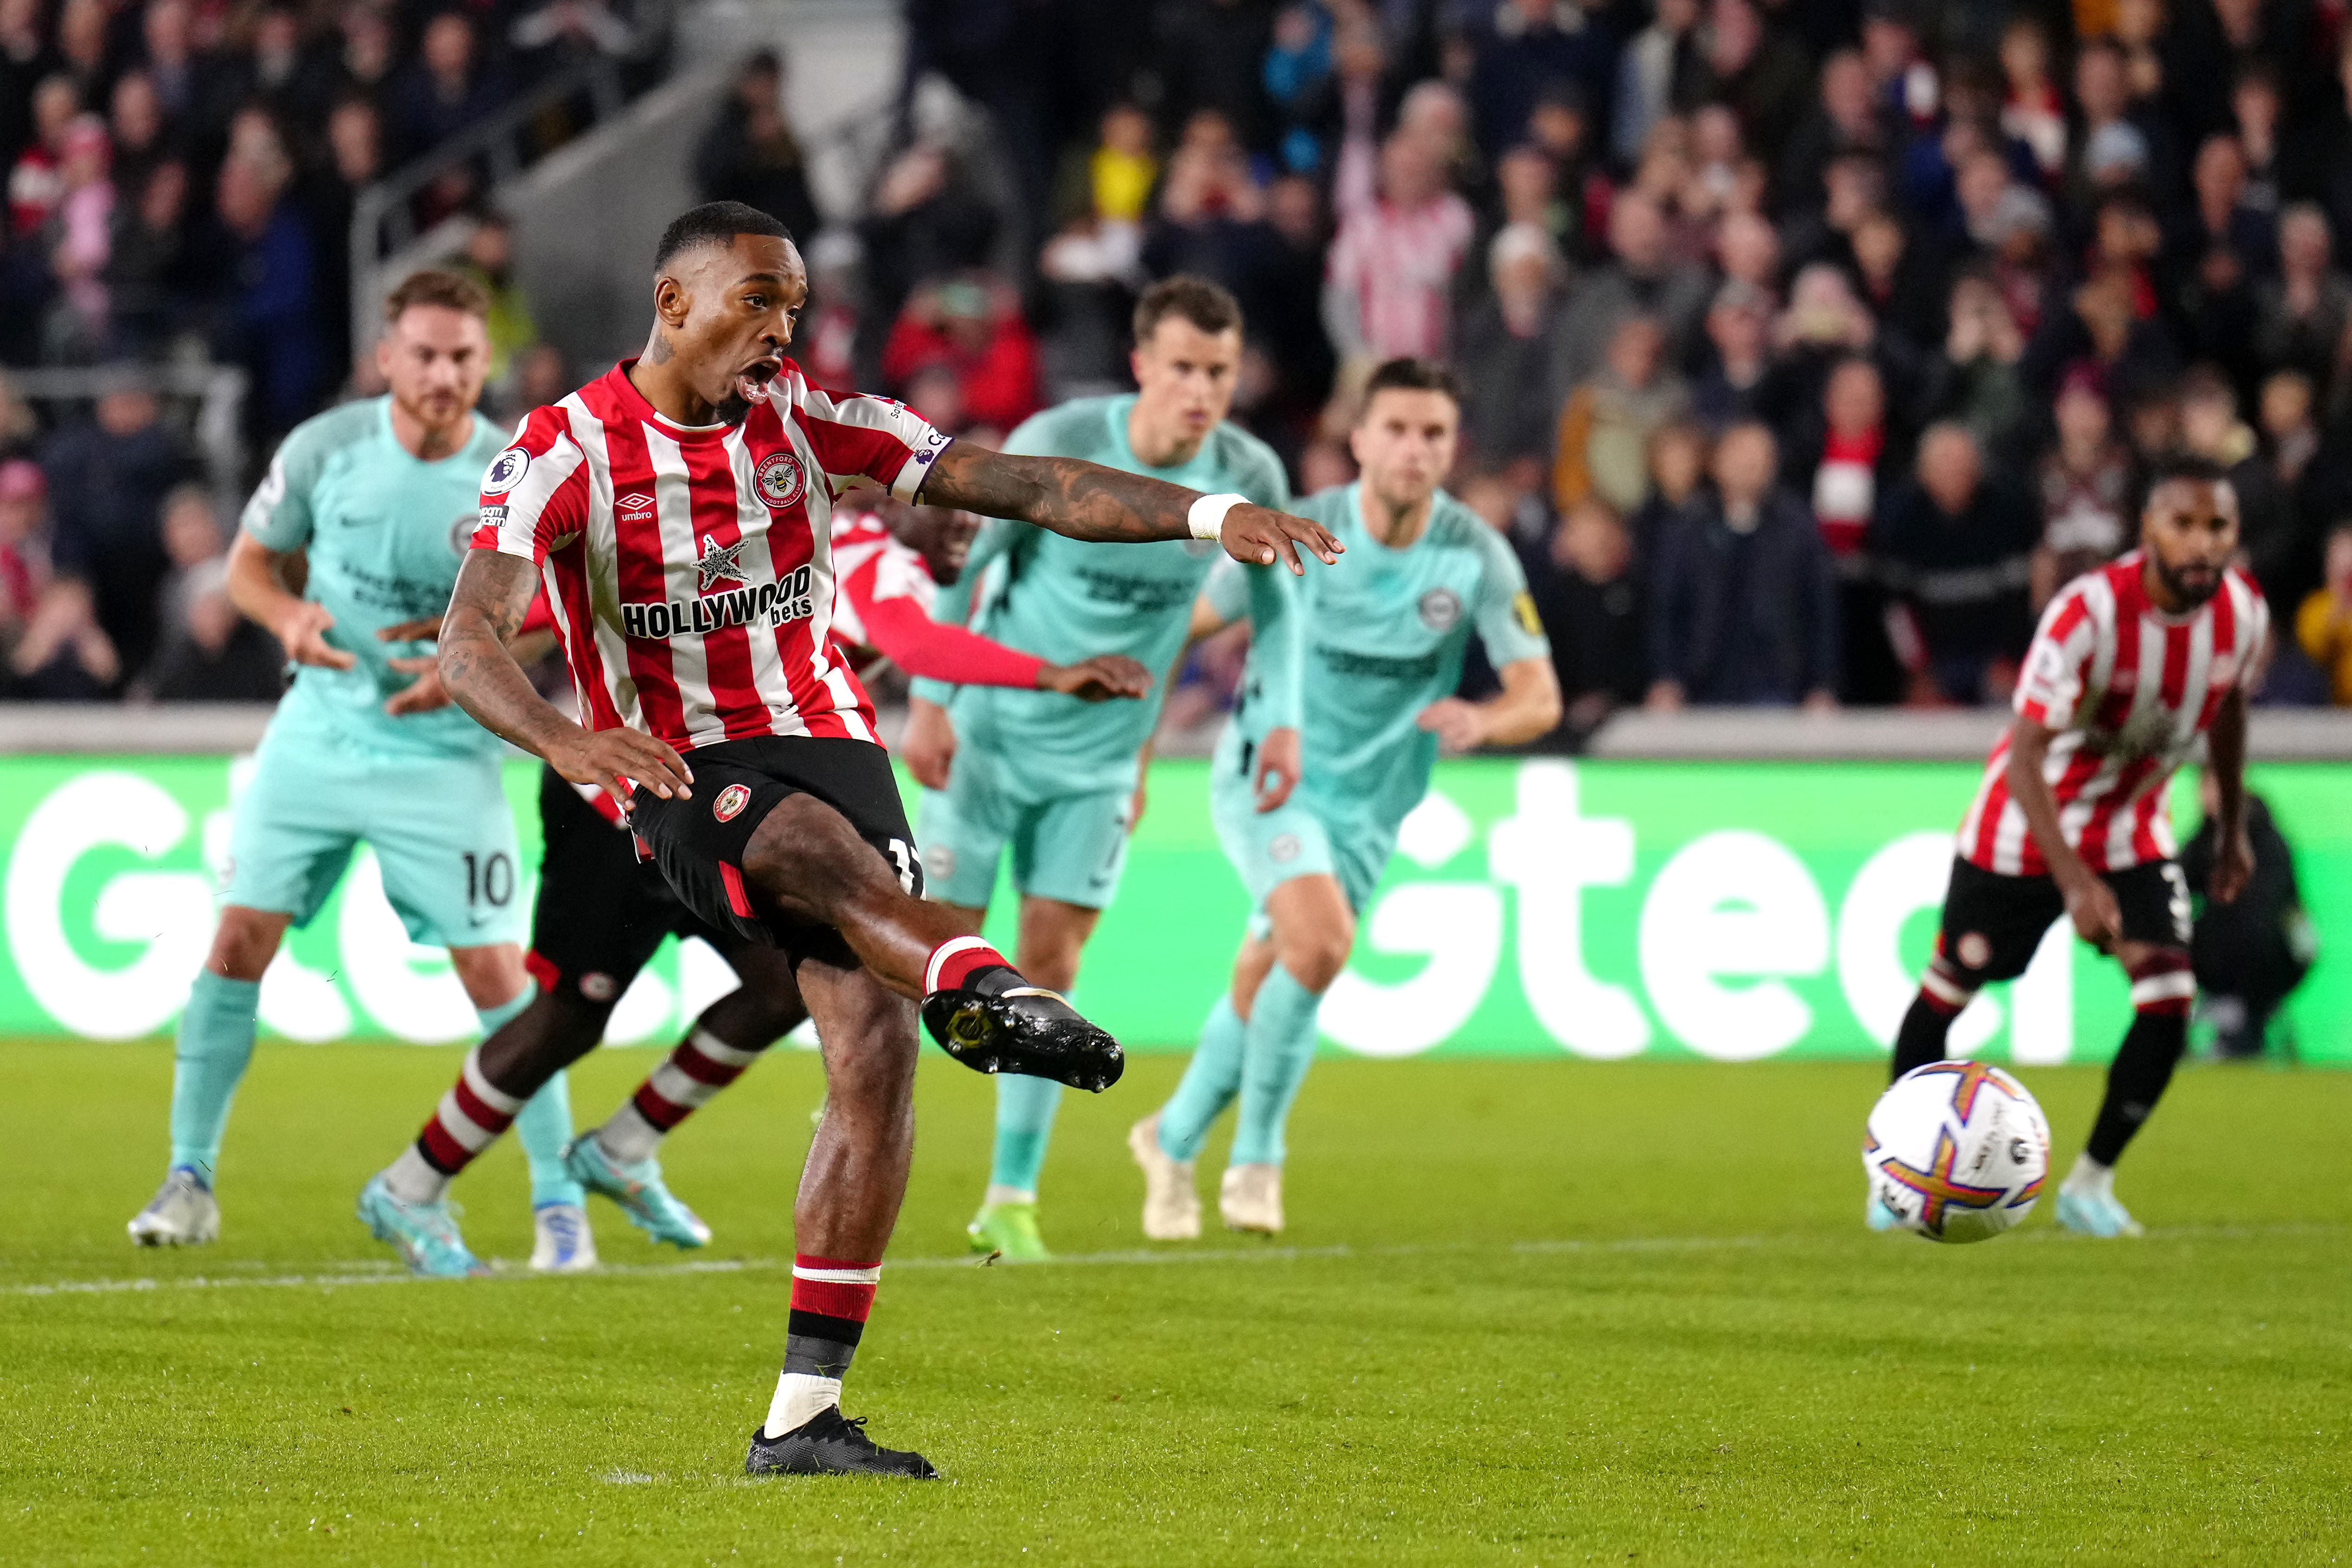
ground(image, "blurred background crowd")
xmin=10 ymin=0 xmax=2352 ymax=746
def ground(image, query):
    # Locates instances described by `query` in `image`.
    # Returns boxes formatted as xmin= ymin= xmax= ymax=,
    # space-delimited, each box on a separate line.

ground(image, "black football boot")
xmin=744 ymin=1408 xmax=940 ymax=1478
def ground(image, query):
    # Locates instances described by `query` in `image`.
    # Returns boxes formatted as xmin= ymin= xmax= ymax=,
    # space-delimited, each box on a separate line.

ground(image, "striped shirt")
xmin=1324 ymin=193 xmax=1477 ymax=360
xmin=473 ymin=360 xmax=951 ymax=752
xmin=1958 ymin=553 xmax=2268 ymax=875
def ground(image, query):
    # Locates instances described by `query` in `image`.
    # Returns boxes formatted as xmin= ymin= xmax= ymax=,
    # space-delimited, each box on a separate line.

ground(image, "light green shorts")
xmin=223 ymin=710 xmax=525 ymax=950
xmin=915 ymin=742 xmax=1132 ymax=911
xmin=1208 ymin=764 xmax=1389 ymax=920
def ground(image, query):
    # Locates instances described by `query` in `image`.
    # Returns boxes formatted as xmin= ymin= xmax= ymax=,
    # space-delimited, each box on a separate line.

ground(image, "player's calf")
xmin=2058 ymin=950 xmax=2193 ymax=1238
xmin=1890 ymin=957 xmax=1977 ymax=1081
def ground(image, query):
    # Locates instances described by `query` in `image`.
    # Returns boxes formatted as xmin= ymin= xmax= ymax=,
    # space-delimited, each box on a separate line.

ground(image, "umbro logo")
xmin=617 ymin=492 xmax=655 ymax=522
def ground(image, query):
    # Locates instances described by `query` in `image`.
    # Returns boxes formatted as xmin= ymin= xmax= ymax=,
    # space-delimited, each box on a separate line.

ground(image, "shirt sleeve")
xmin=1471 ymin=525 xmax=1550 ymax=667
xmin=1200 ymin=557 xmax=1251 ymax=626
xmin=473 ymin=406 xmax=589 ymax=565
xmin=908 ymin=516 xmax=1026 ymax=706
xmin=2013 ymin=582 xmax=2099 ymax=727
xmin=239 ymin=423 xmax=328 ymax=551
xmin=2238 ymin=577 xmax=2272 ymax=691
xmin=858 ymin=594 xmax=1046 ymax=689
xmin=796 ymin=378 xmax=954 ymax=502
xmin=1242 ymin=563 xmax=1302 ymax=731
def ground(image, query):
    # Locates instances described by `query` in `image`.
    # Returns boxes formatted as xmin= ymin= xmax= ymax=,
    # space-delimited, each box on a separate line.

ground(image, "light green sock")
xmin=473 ymin=988 xmax=583 ymax=1209
xmin=1157 ymin=997 xmax=1245 ymax=1161
xmin=168 ymin=970 xmax=262 ymax=1183
xmin=989 ymin=1074 xmax=1063 ymax=1200
xmin=1231 ymin=966 xmax=1322 ymax=1167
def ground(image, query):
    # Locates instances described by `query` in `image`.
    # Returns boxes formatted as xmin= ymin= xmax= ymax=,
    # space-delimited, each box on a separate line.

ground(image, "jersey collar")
xmin=603 ymin=359 xmax=739 ymax=442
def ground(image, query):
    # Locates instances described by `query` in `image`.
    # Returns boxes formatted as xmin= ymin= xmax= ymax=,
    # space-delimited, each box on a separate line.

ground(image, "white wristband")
xmin=1187 ymin=492 xmax=1248 ymax=542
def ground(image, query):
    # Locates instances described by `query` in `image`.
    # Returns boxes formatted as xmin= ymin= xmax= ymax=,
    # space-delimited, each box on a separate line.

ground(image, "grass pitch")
xmin=2 ymin=1040 xmax=2346 ymax=1567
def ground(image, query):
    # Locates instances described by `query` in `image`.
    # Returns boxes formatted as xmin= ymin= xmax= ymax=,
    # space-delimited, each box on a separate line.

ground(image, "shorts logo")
xmin=1269 ymin=833 xmax=1302 ymax=864
xmin=579 ymin=972 xmax=618 ymax=1002
xmin=927 ymin=844 xmax=957 ymax=881
xmin=1957 ymin=932 xmax=1991 ymax=969
xmin=1418 ymin=588 xmax=1463 ymax=632
xmin=713 ymin=784 xmax=752 ymax=823
xmin=482 ymin=447 xmax=530 ymax=496
xmin=755 ymin=451 xmax=808 ymax=510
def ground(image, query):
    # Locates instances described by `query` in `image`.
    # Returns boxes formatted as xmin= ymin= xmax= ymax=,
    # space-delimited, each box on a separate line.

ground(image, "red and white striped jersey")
xmin=473 ymin=360 xmax=952 ymax=752
xmin=825 ymin=506 xmax=936 ymax=673
xmin=1958 ymin=552 xmax=2268 ymax=875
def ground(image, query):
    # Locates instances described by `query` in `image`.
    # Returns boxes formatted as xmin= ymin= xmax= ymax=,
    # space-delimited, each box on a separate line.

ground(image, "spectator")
xmin=2258 ymin=371 xmax=2352 ymax=586
xmin=1870 ymin=421 xmax=2039 ymax=705
xmin=1794 ymin=354 xmax=1904 ymax=703
xmin=135 ymin=482 xmax=279 ymax=700
xmin=2032 ymin=368 xmax=2136 ymax=609
xmin=2177 ymin=363 xmax=2299 ymax=605
xmin=1925 ymin=271 xmax=2029 ymax=463
xmin=389 ymin=13 xmax=508 ymax=165
xmin=1689 ymin=279 xmax=1775 ymax=431
xmin=2180 ymin=773 xmax=2316 ymax=1058
xmin=1778 ymin=48 xmax=1888 ymax=218
xmin=0 ymin=456 xmax=117 ymax=697
xmin=881 ymin=273 xmax=1040 ymax=435
xmin=10 ymin=75 xmax=78 ymax=236
xmin=1156 ymin=0 xmax=1278 ymax=151
xmin=456 ymin=212 xmax=538 ymax=386
xmin=1526 ymin=496 xmax=1646 ymax=739
xmin=1322 ymin=131 xmax=1476 ymax=364
xmin=1469 ymin=0 xmax=1618 ymax=160
xmin=41 ymin=112 xmax=113 ymax=361
xmin=1553 ymin=313 xmax=1688 ymax=518
xmin=510 ymin=0 xmax=643 ymax=72
xmin=109 ymin=72 xmax=173 ymax=195
xmin=1624 ymin=418 xmax=1707 ymax=557
xmin=1613 ymin=0 xmax=1702 ymax=170
xmin=2172 ymin=133 xmax=2274 ymax=387
xmin=1457 ymin=221 xmax=1566 ymax=466
xmin=694 ymin=51 xmax=820 ymax=244
xmin=1693 ymin=0 xmax=1813 ymax=157
xmin=40 ymin=381 xmax=192 ymax=675
xmin=1646 ymin=420 xmax=1838 ymax=709
xmin=188 ymin=148 xmax=322 ymax=436
xmin=2294 ymin=522 xmax=2352 ymax=705
xmin=2254 ymin=204 xmax=2352 ymax=402
xmin=859 ymin=138 xmax=1001 ymax=338
xmin=1551 ymin=188 xmax=1711 ymax=387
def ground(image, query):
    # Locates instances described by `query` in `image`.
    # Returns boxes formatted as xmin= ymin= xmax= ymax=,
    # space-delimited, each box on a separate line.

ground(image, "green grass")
xmin=1 ymin=1040 xmax=2346 ymax=1567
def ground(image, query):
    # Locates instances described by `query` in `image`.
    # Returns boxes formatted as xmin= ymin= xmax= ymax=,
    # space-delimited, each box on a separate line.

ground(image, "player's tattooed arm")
xmin=439 ymin=551 xmax=696 ymax=806
xmin=917 ymin=443 xmax=1343 ymax=575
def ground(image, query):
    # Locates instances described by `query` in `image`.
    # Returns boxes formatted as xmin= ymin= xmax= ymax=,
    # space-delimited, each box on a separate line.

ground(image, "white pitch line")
xmin=6 ymin=1220 xmax=2341 ymax=1301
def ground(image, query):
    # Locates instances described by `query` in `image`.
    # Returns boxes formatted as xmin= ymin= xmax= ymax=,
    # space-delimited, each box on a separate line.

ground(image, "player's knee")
xmin=1276 ymin=918 xmax=1354 ymax=995
xmin=207 ymin=907 xmax=286 ymax=982
xmin=2127 ymin=948 xmax=2195 ymax=1020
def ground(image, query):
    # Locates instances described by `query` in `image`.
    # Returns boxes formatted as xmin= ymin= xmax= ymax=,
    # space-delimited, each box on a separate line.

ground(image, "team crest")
xmin=481 ymin=446 xmax=530 ymax=495
xmin=927 ymin=844 xmax=957 ymax=881
xmin=578 ymin=972 xmax=618 ymax=1002
xmin=447 ymin=512 xmax=479 ymax=556
xmin=1957 ymin=932 xmax=1991 ymax=969
xmin=713 ymin=784 xmax=752 ymax=823
xmin=1269 ymin=833 xmax=1302 ymax=863
xmin=1418 ymin=588 xmax=1463 ymax=631
xmin=755 ymin=451 xmax=808 ymax=510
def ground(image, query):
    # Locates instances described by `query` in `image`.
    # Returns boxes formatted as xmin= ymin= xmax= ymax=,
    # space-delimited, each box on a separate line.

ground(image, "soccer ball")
xmin=1863 ymin=1061 xmax=2051 ymax=1243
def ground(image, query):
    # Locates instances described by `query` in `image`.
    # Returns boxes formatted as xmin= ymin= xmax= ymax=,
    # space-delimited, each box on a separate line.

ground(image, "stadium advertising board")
xmin=2 ymin=755 xmax=2343 ymax=1063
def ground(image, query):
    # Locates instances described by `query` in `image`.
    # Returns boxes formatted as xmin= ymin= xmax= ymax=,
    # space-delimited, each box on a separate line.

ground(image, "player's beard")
xmin=2154 ymin=555 xmax=2223 ymax=608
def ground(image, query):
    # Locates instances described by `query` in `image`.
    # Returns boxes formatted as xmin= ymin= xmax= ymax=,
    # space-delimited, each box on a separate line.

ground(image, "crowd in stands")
xmin=816 ymin=0 xmax=2352 ymax=736
xmin=13 ymin=0 xmax=2352 ymax=732
xmin=0 ymin=0 xmax=643 ymax=702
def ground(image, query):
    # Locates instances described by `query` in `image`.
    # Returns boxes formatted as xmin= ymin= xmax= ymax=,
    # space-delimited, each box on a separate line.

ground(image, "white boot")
xmin=1128 ymin=1115 xmax=1200 ymax=1240
xmin=1219 ymin=1163 xmax=1283 ymax=1236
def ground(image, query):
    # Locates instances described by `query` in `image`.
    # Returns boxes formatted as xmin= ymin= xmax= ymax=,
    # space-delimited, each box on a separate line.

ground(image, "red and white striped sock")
xmin=384 ymin=1046 xmax=522 ymax=1204
xmin=923 ymin=935 xmax=1018 ymax=998
xmin=762 ymin=1254 xmax=882 ymax=1437
xmin=596 ymin=1027 xmax=769 ymax=1165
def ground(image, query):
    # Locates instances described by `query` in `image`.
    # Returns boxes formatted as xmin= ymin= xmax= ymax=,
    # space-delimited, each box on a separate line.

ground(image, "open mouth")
xmin=735 ymin=356 xmax=783 ymax=405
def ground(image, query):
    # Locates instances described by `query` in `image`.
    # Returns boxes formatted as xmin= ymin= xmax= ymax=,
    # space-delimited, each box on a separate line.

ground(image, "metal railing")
xmin=346 ymin=58 xmax=637 ymax=360
xmin=2 ymin=362 xmax=249 ymax=512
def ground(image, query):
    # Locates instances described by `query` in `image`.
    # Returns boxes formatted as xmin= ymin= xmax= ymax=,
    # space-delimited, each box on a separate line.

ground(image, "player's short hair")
xmin=383 ymin=267 xmax=490 ymax=322
xmin=654 ymin=201 xmax=793 ymax=272
xmin=1359 ymin=357 xmax=1463 ymax=413
xmin=2145 ymin=453 xmax=2233 ymax=491
xmin=1133 ymin=275 xmax=1242 ymax=344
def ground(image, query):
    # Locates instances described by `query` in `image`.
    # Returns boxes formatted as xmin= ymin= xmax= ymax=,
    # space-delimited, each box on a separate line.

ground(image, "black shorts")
xmin=526 ymin=765 xmax=732 ymax=1005
xmin=1936 ymin=855 xmax=2192 ymax=985
xmin=629 ymin=735 xmax=921 ymax=965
